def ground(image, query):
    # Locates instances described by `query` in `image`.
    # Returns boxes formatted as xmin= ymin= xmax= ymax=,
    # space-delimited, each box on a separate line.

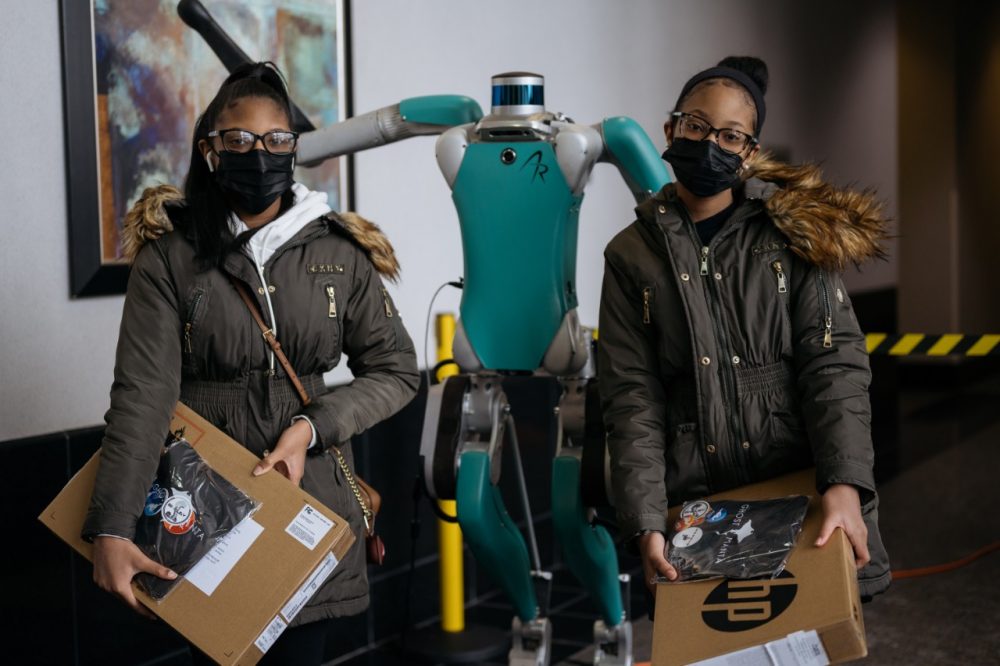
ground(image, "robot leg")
xmin=552 ymin=376 xmax=633 ymax=666
xmin=420 ymin=374 xmax=553 ymax=666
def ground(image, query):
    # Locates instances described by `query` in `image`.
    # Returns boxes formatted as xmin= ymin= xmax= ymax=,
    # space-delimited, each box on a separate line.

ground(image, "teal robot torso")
xmin=451 ymin=141 xmax=582 ymax=372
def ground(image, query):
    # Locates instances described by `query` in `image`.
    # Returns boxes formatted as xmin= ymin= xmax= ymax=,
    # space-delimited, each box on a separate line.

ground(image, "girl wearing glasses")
xmin=598 ymin=56 xmax=891 ymax=603
xmin=84 ymin=62 xmax=418 ymax=663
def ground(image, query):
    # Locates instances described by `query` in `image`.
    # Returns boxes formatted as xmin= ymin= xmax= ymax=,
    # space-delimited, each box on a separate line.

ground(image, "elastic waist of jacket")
xmin=180 ymin=373 xmax=327 ymax=406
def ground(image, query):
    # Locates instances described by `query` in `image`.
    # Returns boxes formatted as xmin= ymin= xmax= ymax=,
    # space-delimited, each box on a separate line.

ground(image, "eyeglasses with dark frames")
xmin=208 ymin=128 xmax=299 ymax=155
xmin=670 ymin=112 xmax=757 ymax=154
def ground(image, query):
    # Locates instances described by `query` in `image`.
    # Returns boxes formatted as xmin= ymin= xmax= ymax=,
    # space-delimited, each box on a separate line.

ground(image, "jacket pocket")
xmin=182 ymin=287 xmax=207 ymax=374
xmin=817 ymin=271 xmax=834 ymax=348
xmin=323 ymin=282 xmax=343 ymax=363
xmin=380 ymin=286 xmax=406 ymax=351
xmin=769 ymin=411 xmax=807 ymax=448
xmin=767 ymin=258 xmax=793 ymax=346
xmin=665 ymin=422 xmax=709 ymax=500
xmin=641 ymin=286 xmax=653 ymax=325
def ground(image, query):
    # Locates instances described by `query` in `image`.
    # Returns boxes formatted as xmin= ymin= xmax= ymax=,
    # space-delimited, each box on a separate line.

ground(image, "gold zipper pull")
xmin=184 ymin=322 xmax=193 ymax=353
xmin=326 ymin=285 xmax=337 ymax=318
xmin=642 ymin=287 xmax=651 ymax=324
xmin=772 ymin=261 xmax=787 ymax=293
xmin=700 ymin=247 xmax=710 ymax=276
xmin=823 ymin=316 xmax=833 ymax=348
xmin=381 ymin=288 xmax=393 ymax=318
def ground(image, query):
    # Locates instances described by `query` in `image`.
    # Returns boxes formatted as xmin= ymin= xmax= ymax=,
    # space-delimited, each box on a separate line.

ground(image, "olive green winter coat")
xmin=598 ymin=158 xmax=891 ymax=598
xmin=83 ymin=186 xmax=419 ymax=623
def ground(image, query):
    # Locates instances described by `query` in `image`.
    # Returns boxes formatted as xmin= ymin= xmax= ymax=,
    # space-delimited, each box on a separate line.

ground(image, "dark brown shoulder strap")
xmin=229 ymin=276 xmax=312 ymax=407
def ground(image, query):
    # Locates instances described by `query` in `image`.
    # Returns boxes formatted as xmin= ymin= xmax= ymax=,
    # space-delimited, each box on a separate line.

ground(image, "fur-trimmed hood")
xmin=743 ymin=154 xmax=889 ymax=271
xmin=121 ymin=184 xmax=400 ymax=280
xmin=644 ymin=154 xmax=890 ymax=272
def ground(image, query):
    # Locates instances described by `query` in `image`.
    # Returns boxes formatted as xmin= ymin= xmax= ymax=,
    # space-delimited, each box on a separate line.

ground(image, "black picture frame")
xmin=61 ymin=0 xmax=128 ymax=296
xmin=59 ymin=0 xmax=354 ymax=297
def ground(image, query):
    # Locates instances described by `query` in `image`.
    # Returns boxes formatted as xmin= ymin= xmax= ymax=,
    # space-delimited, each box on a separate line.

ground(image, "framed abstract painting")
xmin=60 ymin=0 xmax=351 ymax=296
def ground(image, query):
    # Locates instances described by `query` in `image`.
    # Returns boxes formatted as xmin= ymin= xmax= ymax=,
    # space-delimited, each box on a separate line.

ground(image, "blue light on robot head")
xmin=492 ymin=84 xmax=544 ymax=108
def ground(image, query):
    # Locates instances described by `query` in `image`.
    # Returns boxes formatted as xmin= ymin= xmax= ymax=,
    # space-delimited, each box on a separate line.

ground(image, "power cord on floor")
xmin=891 ymin=540 xmax=1000 ymax=580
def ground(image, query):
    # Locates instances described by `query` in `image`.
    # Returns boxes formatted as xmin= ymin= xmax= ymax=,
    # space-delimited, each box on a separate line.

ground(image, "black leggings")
xmin=189 ymin=619 xmax=334 ymax=666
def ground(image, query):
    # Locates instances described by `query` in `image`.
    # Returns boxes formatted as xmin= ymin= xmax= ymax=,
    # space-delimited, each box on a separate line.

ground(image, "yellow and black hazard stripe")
xmin=866 ymin=333 xmax=1000 ymax=356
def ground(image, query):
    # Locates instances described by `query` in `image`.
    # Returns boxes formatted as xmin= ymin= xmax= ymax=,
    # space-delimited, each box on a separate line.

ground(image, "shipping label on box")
xmin=39 ymin=402 xmax=356 ymax=666
xmin=652 ymin=469 xmax=866 ymax=666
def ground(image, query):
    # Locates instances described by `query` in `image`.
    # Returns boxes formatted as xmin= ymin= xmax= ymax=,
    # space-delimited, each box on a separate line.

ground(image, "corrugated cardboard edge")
xmin=814 ymin=529 xmax=867 ymax=663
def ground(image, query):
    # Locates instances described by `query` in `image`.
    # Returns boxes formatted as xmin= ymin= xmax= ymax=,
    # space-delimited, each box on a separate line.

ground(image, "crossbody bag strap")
xmin=228 ymin=275 xmax=312 ymax=407
xmin=229 ymin=276 xmax=374 ymax=535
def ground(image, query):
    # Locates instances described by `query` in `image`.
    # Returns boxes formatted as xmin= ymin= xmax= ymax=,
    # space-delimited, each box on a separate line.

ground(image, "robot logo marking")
xmin=520 ymin=150 xmax=549 ymax=183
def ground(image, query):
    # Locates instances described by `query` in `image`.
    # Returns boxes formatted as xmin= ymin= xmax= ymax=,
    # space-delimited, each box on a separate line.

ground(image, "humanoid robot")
xmin=179 ymin=3 xmax=670 ymax=664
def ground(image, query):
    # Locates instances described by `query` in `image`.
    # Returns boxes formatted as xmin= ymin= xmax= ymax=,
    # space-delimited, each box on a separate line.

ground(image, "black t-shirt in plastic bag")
xmin=662 ymin=495 xmax=810 ymax=581
xmin=133 ymin=434 xmax=259 ymax=600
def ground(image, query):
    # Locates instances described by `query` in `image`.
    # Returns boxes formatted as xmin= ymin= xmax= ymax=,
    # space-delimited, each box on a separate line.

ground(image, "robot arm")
xmin=596 ymin=116 xmax=671 ymax=202
xmin=298 ymin=95 xmax=482 ymax=167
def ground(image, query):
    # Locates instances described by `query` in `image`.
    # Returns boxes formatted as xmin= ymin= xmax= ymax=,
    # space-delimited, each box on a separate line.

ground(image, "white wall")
xmin=0 ymin=0 xmax=898 ymax=440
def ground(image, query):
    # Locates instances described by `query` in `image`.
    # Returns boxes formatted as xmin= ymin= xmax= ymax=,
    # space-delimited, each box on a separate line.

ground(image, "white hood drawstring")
xmin=231 ymin=183 xmax=333 ymax=373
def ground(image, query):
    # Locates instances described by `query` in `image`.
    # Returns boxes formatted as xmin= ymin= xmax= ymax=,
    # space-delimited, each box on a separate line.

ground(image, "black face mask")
xmin=662 ymin=138 xmax=743 ymax=198
xmin=214 ymin=149 xmax=295 ymax=214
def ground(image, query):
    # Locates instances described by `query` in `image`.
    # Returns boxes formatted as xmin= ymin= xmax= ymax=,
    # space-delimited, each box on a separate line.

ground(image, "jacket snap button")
xmin=742 ymin=441 xmax=751 ymax=449
xmin=257 ymin=287 xmax=265 ymax=295
xmin=732 ymin=356 xmax=740 ymax=364
xmin=700 ymin=356 xmax=711 ymax=366
xmin=706 ymin=444 xmax=717 ymax=453
xmin=680 ymin=273 xmax=690 ymax=281
xmin=657 ymin=205 xmax=666 ymax=214
xmin=268 ymin=285 xmax=276 ymax=293
xmin=714 ymin=272 xmax=723 ymax=280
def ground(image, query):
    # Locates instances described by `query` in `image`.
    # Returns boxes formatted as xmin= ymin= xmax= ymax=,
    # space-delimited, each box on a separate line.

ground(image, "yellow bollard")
xmin=435 ymin=314 xmax=464 ymax=633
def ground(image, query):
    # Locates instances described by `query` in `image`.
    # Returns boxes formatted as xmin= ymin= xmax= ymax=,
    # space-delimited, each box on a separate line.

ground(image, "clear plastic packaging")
xmin=133 ymin=432 xmax=259 ymax=600
xmin=661 ymin=495 xmax=810 ymax=582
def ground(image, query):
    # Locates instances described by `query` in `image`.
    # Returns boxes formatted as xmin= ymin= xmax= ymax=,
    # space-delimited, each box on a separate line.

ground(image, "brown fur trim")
xmin=335 ymin=212 xmax=400 ymax=281
xmin=122 ymin=184 xmax=184 ymax=264
xmin=744 ymin=153 xmax=889 ymax=271
xmin=121 ymin=186 xmax=401 ymax=279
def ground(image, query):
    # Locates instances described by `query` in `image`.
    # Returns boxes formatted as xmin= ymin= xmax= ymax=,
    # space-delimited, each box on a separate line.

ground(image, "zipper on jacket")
xmin=771 ymin=260 xmax=787 ymax=293
xmin=184 ymin=291 xmax=204 ymax=355
xmin=818 ymin=272 xmax=833 ymax=348
xmin=677 ymin=206 xmax=755 ymax=484
xmin=381 ymin=288 xmax=394 ymax=318
xmin=642 ymin=287 xmax=652 ymax=324
xmin=326 ymin=285 xmax=338 ymax=318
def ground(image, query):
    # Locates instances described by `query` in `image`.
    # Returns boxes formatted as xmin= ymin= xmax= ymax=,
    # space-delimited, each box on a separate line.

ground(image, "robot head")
xmin=491 ymin=72 xmax=545 ymax=117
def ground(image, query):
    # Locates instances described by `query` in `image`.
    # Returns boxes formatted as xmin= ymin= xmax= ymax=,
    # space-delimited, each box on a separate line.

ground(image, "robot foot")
xmin=509 ymin=616 xmax=552 ymax=666
xmin=593 ymin=619 xmax=633 ymax=666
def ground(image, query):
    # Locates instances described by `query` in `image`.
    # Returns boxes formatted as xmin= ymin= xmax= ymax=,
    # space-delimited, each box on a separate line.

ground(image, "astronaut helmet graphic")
xmin=160 ymin=489 xmax=197 ymax=535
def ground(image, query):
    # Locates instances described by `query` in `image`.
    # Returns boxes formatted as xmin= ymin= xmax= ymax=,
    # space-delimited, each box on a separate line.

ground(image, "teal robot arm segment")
xmin=599 ymin=116 xmax=672 ymax=201
xmin=400 ymin=95 xmax=484 ymax=126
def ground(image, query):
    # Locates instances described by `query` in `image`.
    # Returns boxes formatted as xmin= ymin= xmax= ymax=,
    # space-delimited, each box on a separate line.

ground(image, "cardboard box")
xmin=651 ymin=469 xmax=866 ymax=665
xmin=39 ymin=403 xmax=356 ymax=665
